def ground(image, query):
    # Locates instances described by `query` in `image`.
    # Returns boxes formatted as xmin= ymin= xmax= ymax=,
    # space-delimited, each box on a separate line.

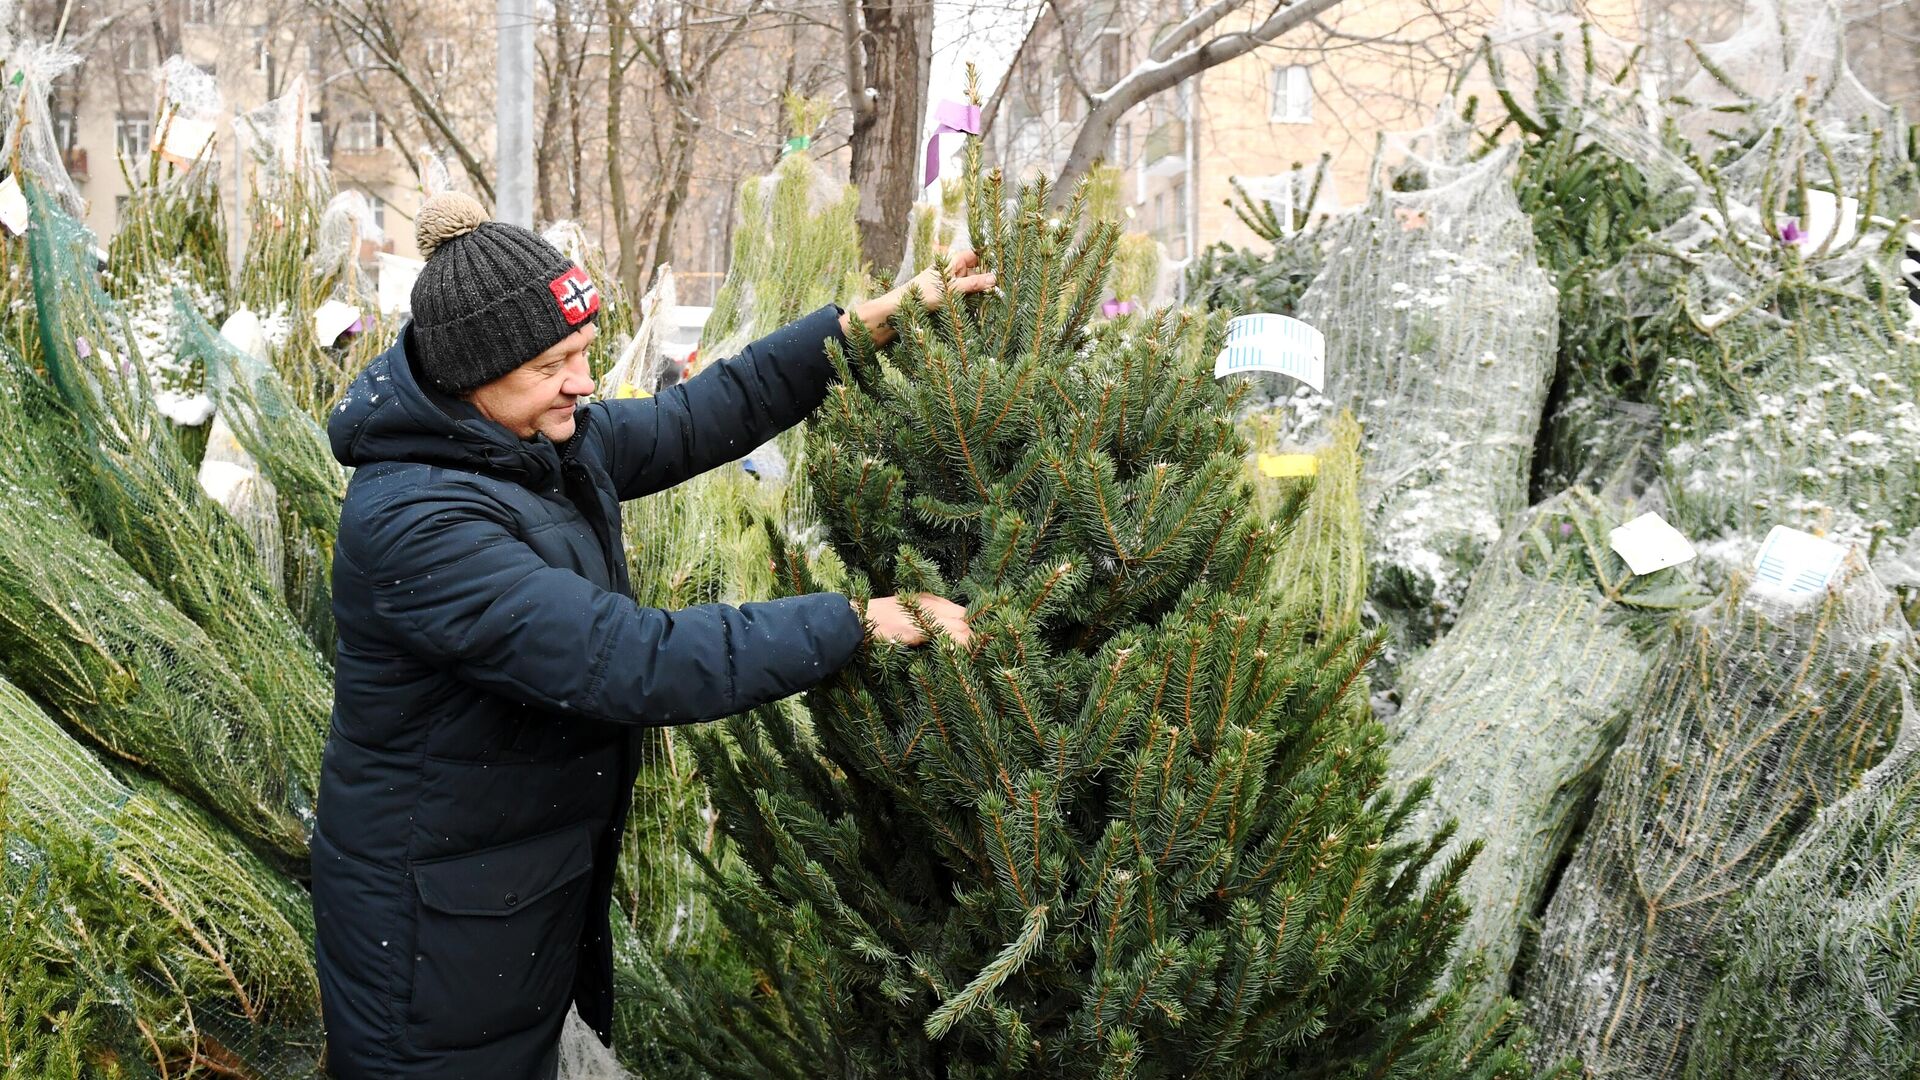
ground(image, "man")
xmin=314 ymin=191 xmax=992 ymax=1078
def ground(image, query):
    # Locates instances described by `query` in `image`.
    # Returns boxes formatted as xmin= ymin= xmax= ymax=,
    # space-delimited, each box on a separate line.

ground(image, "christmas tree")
xmin=640 ymin=138 xmax=1564 ymax=1079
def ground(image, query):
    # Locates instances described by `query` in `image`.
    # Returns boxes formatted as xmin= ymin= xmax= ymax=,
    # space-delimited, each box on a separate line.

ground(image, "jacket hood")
xmin=328 ymin=326 xmax=582 ymax=487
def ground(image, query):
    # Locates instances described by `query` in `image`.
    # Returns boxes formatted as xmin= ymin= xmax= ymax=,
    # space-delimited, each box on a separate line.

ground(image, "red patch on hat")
xmin=549 ymin=265 xmax=600 ymax=326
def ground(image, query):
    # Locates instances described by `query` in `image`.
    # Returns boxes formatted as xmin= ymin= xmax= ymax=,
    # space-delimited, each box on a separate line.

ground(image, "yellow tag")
xmin=615 ymin=381 xmax=652 ymax=400
xmin=1257 ymin=453 xmax=1317 ymax=478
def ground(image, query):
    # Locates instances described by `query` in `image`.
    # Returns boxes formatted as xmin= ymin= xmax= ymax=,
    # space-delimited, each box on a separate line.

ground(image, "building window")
xmin=1114 ymin=121 xmax=1131 ymax=164
xmin=121 ymin=36 xmax=153 ymax=74
xmin=1270 ymin=64 xmax=1313 ymax=124
xmin=346 ymin=40 xmax=373 ymax=69
xmin=116 ymin=114 xmax=153 ymax=160
xmin=1096 ymin=28 xmax=1123 ymax=90
xmin=339 ymin=112 xmax=381 ymax=153
xmin=182 ymin=0 xmax=218 ymax=24
xmin=424 ymin=38 xmax=455 ymax=76
xmin=1055 ymin=53 xmax=1081 ymax=124
xmin=256 ymin=30 xmax=273 ymax=76
xmin=53 ymin=111 xmax=75 ymax=150
xmin=306 ymin=110 xmax=325 ymax=156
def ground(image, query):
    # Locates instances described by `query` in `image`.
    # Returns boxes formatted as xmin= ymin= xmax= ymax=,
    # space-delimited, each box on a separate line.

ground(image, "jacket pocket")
xmin=405 ymin=824 xmax=594 ymax=1049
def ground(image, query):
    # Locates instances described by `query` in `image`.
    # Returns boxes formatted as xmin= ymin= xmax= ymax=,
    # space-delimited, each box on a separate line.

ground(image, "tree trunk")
xmin=606 ymin=15 xmax=642 ymax=302
xmin=648 ymin=107 xmax=699 ymax=279
xmin=847 ymin=0 xmax=932 ymax=278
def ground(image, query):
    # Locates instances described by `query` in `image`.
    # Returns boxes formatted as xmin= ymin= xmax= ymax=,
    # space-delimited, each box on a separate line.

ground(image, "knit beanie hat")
xmin=408 ymin=192 xmax=601 ymax=395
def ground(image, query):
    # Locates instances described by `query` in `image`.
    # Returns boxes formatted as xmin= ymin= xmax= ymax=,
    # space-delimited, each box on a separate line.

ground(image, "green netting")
xmin=1388 ymin=488 xmax=1709 ymax=1014
xmin=0 ymin=379 xmax=308 ymax=855
xmin=1523 ymin=559 xmax=1911 ymax=1076
xmin=21 ymin=182 xmax=328 ymax=842
xmin=0 ymin=675 xmax=319 ymax=1066
xmin=1683 ymin=699 xmax=1920 ymax=1078
xmin=1282 ymin=133 xmax=1559 ymax=651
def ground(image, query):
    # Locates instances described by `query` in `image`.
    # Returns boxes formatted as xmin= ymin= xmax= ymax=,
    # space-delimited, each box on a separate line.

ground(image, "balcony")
xmin=64 ymin=146 xmax=88 ymax=183
xmin=1142 ymin=119 xmax=1186 ymax=178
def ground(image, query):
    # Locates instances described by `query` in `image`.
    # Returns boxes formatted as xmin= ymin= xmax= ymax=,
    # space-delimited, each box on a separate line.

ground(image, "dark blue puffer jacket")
xmin=313 ymin=305 xmax=864 ymax=1078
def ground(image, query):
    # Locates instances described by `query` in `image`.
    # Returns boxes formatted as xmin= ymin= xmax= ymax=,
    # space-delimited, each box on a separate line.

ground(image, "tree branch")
xmin=980 ymin=5 xmax=1044 ymax=139
xmin=1148 ymin=0 xmax=1246 ymax=64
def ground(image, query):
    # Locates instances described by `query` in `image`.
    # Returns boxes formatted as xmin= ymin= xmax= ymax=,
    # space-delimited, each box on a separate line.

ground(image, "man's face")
xmin=466 ymin=323 xmax=599 ymax=442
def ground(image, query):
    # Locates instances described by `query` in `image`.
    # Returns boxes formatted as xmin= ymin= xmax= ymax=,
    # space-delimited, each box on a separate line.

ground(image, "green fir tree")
xmin=641 ymin=140 xmax=1567 ymax=1080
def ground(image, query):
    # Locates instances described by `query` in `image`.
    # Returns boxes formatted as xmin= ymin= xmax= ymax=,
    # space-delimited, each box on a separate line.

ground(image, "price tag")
xmin=153 ymin=116 xmax=217 ymax=170
xmin=1752 ymin=525 xmax=1848 ymax=598
xmin=377 ymin=252 xmax=425 ymax=315
xmin=1214 ymin=313 xmax=1325 ymax=391
xmin=615 ymin=381 xmax=651 ymax=400
xmin=313 ymin=300 xmax=362 ymax=347
xmin=1801 ymin=189 xmax=1858 ymax=250
xmin=1607 ymin=512 xmax=1696 ymax=575
xmin=0 ymin=174 xmax=28 ymax=236
xmin=1257 ymin=453 xmax=1316 ymax=478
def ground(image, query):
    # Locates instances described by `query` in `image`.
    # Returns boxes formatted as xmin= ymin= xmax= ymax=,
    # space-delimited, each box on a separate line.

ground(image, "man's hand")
xmin=858 ymin=594 xmax=972 ymax=648
xmin=839 ymin=250 xmax=997 ymax=347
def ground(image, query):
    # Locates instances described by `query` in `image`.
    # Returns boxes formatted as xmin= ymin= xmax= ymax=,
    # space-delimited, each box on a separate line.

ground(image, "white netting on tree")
xmin=1388 ymin=487 xmax=1708 ymax=1013
xmin=1523 ymin=557 xmax=1912 ymax=1077
xmin=232 ymin=76 xmax=326 ymax=194
xmin=0 ymin=41 xmax=85 ymax=215
xmin=697 ymin=151 xmax=864 ymax=364
xmin=1683 ymin=695 xmax=1920 ymax=1078
xmin=600 ymin=265 xmax=680 ymax=399
xmin=1275 ymin=129 xmax=1558 ymax=649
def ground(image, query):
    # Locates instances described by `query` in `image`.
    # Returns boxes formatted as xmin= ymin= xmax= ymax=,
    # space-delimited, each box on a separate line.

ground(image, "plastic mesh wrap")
xmin=1524 ymin=558 xmax=1910 ymax=1077
xmin=1683 ymin=698 xmax=1920 ymax=1078
xmin=1283 ymin=134 xmax=1558 ymax=647
xmin=0 ymin=344 xmax=310 ymax=858
xmin=1388 ymin=488 xmax=1708 ymax=1013
xmin=600 ymin=266 xmax=680 ymax=399
xmin=697 ymin=152 xmax=864 ymax=363
xmin=22 ymin=182 xmax=329 ymax=841
xmin=0 ymin=676 xmax=318 ymax=1045
xmin=0 ymin=41 xmax=85 ymax=216
xmin=187 ymin=300 xmax=349 ymax=657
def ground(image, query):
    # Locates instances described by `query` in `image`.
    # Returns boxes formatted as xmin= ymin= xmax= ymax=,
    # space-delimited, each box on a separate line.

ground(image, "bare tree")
xmin=312 ymin=0 xmax=497 ymax=200
xmin=1040 ymin=0 xmax=1349 ymax=189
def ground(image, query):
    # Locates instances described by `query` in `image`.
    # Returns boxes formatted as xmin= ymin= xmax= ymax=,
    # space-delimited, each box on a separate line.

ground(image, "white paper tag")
xmin=377 ymin=252 xmax=426 ymax=315
xmin=0 ymin=174 xmax=28 ymax=236
xmin=1213 ymin=313 xmax=1325 ymax=392
xmin=1801 ymin=189 xmax=1858 ymax=250
xmin=313 ymin=299 xmax=362 ymax=347
xmin=1607 ymin=512 xmax=1696 ymax=575
xmin=154 ymin=116 xmax=218 ymax=169
xmin=1752 ymin=525 xmax=1849 ymax=598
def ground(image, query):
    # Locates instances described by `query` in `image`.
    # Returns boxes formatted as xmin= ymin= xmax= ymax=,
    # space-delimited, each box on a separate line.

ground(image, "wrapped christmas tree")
xmin=1523 ymin=558 xmax=1910 ymax=1076
xmin=1287 ymin=126 xmax=1559 ymax=652
xmin=22 ymin=181 xmax=332 ymax=821
xmin=1683 ymin=702 xmax=1920 ymax=1078
xmin=0 ymin=675 xmax=321 ymax=1074
xmin=1387 ymin=488 xmax=1707 ymax=1014
xmin=639 ymin=142 xmax=1564 ymax=1079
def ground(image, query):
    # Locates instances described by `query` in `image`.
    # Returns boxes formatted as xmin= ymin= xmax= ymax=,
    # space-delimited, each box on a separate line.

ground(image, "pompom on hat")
xmin=407 ymin=192 xmax=601 ymax=395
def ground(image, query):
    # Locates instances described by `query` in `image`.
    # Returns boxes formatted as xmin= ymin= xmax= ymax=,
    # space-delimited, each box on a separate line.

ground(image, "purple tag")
xmin=75 ymin=335 xmax=91 ymax=358
xmin=1101 ymin=299 xmax=1134 ymax=317
xmin=924 ymin=100 xmax=983 ymax=187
